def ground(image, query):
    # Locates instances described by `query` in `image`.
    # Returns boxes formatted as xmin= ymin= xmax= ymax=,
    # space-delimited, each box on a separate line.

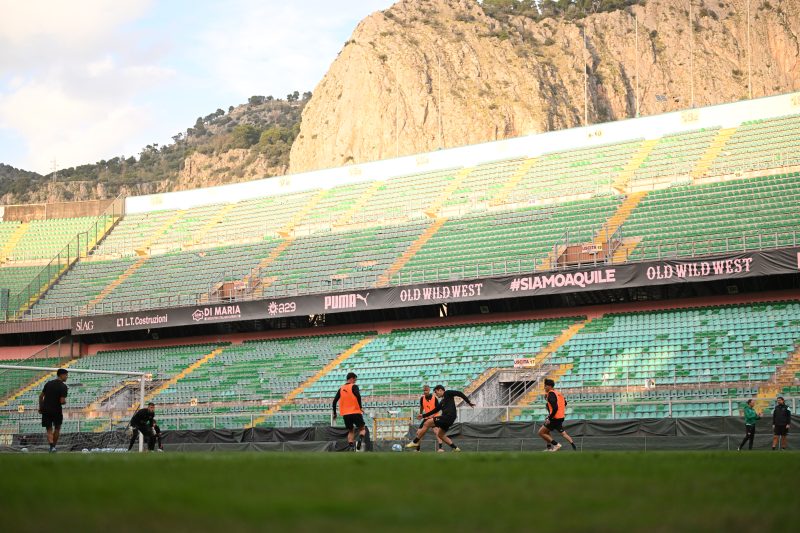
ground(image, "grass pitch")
xmin=0 ymin=451 xmax=797 ymax=532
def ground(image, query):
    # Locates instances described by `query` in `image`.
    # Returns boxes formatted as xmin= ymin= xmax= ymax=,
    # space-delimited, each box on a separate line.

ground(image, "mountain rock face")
xmin=289 ymin=0 xmax=800 ymax=173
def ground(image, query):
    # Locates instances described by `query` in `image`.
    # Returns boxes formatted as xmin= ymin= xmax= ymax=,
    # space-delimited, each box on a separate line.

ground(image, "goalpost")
xmin=0 ymin=365 xmax=148 ymax=452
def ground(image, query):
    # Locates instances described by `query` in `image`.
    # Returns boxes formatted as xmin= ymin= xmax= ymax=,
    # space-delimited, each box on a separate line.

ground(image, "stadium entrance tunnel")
xmin=3 ymin=418 xmax=796 ymax=453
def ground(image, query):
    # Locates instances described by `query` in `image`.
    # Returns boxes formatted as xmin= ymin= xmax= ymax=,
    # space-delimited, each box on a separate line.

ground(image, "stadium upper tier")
xmin=2 ymin=94 xmax=800 ymax=320
xmin=620 ymin=171 xmax=800 ymax=260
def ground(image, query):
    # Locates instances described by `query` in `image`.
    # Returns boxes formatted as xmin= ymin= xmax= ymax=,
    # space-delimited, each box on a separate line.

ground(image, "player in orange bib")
xmin=537 ymin=378 xmax=577 ymax=452
xmin=418 ymin=385 xmax=444 ymax=452
xmin=332 ymin=372 xmax=368 ymax=451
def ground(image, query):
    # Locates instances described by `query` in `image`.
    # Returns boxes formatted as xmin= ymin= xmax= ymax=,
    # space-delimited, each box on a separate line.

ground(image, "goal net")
xmin=0 ymin=363 xmax=148 ymax=452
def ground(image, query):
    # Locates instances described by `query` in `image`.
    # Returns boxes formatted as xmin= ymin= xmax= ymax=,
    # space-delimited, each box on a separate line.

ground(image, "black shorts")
xmin=433 ymin=416 xmax=455 ymax=432
xmin=41 ymin=411 xmax=63 ymax=429
xmin=342 ymin=414 xmax=365 ymax=430
xmin=774 ymin=424 xmax=789 ymax=436
xmin=544 ymin=418 xmax=565 ymax=432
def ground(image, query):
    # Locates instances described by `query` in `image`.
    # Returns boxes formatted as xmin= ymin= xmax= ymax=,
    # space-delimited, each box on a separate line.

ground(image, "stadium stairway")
xmin=425 ymin=168 xmax=474 ymax=217
xmin=83 ymin=257 xmax=148 ymax=312
xmin=0 ymin=358 xmax=77 ymax=408
xmin=612 ymin=139 xmax=658 ymax=192
xmin=249 ymin=336 xmax=376 ymax=427
xmin=191 ymin=204 xmax=238 ymax=245
xmin=242 ymin=190 xmax=332 ymax=285
xmin=334 ymin=181 xmax=384 ymax=227
xmin=247 ymin=239 xmax=295 ymax=288
xmin=504 ymin=319 xmax=590 ymax=420
xmin=0 ymin=223 xmax=29 ymax=264
xmin=135 ymin=210 xmax=187 ymax=255
xmin=376 ymin=217 xmax=448 ymax=286
xmin=610 ymin=236 xmax=644 ymax=264
xmin=464 ymin=367 xmax=503 ymax=396
xmin=691 ymin=127 xmax=737 ymax=180
xmin=144 ymin=346 xmax=226 ymax=403
xmin=13 ymin=215 xmax=120 ymax=318
xmin=754 ymin=344 xmax=800 ymax=413
xmin=592 ymin=191 xmax=649 ymax=248
xmin=488 ymin=158 xmax=537 ymax=207
xmin=83 ymin=212 xmax=184 ymax=312
xmin=84 ymin=379 xmax=140 ymax=415
xmin=504 ymin=364 xmax=574 ymax=422
xmin=278 ymin=189 xmax=329 ymax=237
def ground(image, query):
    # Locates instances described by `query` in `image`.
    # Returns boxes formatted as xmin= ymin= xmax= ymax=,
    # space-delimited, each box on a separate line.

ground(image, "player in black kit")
xmin=406 ymin=385 xmax=474 ymax=452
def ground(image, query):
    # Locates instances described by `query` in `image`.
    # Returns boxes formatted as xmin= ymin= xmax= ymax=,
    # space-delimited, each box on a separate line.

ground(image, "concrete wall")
xmin=3 ymin=199 xmax=115 ymax=222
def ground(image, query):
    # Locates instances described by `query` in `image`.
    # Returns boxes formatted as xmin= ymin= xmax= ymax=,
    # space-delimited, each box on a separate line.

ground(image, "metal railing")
xmin=2 ymin=195 xmax=125 ymax=321
xmin=1 ymin=396 xmax=796 ymax=435
xmin=14 ymin=225 xmax=798 ymax=321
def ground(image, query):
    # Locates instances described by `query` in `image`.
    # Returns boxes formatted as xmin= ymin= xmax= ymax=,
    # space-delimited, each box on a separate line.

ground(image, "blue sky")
xmin=0 ymin=0 xmax=395 ymax=173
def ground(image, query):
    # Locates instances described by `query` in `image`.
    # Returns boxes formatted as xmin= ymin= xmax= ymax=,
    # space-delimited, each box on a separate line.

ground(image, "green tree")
xmin=230 ymin=124 xmax=261 ymax=149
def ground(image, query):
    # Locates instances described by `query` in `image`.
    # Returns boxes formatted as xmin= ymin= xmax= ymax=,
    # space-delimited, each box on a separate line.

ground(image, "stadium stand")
xmin=154 ymin=334 xmax=367 ymax=406
xmin=0 ymin=358 xmax=61 ymax=400
xmin=2 ymin=94 xmax=800 ymax=443
xmin=0 ymin=344 xmax=219 ymax=433
xmin=0 ymin=266 xmax=46 ymax=296
xmin=300 ymin=318 xmax=581 ymax=401
xmin=629 ymin=128 xmax=719 ymax=185
xmin=395 ymin=196 xmax=621 ymax=281
xmin=705 ymin=113 xmax=800 ymax=176
xmin=620 ymin=172 xmax=800 ymax=260
xmin=501 ymin=140 xmax=642 ymax=203
xmin=7 ymin=216 xmax=113 ymax=262
xmin=257 ymin=222 xmax=431 ymax=294
xmin=514 ymin=301 xmax=800 ymax=420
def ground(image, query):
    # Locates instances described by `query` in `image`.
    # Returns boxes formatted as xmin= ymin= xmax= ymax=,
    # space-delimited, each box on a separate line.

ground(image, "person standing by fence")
xmin=737 ymin=399 xmax=759 ymax=451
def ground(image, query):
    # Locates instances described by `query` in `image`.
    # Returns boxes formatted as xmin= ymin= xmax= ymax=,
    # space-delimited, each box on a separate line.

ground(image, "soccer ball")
xmin=82 ymin=448 xmax=89 ymax=453
xmin=391 ymin=443 xmax=402 ymax=452
xmin=20 ymin=447 xmax=28 ymax=453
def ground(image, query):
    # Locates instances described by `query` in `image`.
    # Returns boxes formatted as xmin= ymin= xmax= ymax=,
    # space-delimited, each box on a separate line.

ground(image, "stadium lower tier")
xmin=1 ymin=300 xmax=798 ymax=432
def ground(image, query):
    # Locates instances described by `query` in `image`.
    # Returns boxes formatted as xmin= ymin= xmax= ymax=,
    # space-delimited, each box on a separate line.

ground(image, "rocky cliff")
xmin=289 ymin=0 xmax=800 ymax=173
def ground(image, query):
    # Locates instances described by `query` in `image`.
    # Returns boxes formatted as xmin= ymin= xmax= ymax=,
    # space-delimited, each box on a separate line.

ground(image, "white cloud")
xmin=0 ymin=0 xmax=151 ymax=48
xmin=0 ymin=0 xmax=164 ymax=172
xmin=0 ymin=80 xmax=154 ymax=172
xmin=0 ymin=0 xmax=395 ymax=173
xmin=197 ymin=0 xmax=394 ymax=99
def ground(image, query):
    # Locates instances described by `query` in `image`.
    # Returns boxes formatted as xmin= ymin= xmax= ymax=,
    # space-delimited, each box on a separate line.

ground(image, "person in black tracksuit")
xmin=772 ymin=397 xmax=791 ymax=450
xmin=128 ymin=402 xmax=158 ymax=451
xmin=406 ymin=385 xmax=474 ymax=452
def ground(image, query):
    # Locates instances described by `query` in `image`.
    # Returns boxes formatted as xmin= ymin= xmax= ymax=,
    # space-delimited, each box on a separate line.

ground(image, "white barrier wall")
xmin=125 ymin=91 xmax=800 ymax=215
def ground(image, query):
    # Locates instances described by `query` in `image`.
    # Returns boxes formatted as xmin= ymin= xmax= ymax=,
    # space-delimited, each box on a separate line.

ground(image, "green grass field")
xmin=0 ymin=452 xmax=798 ymax=532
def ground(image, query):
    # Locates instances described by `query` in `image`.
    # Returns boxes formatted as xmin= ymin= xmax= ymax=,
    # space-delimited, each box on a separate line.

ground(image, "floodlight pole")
xmin=583 ymin=26 xmax=589 ymax=126
xmin=688 ymin=0 xmax=695 ymax=108
xmin=634 ymin=11 xmax=640 ymax=117
xmin=746 ymin=0 xmax=753 ymax=99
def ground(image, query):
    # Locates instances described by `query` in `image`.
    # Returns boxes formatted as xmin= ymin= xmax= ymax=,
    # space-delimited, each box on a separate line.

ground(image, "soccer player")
xmin=39 ymin=368 xmax=68 ymax=453
xmin=332 ymin=372 xmax=368 ymax=451
xmin=406 ymin=385 xmax=474 ymax=452
xmin=771 ymin=396 xmax=791 ymax=450
xmin=128 ymin=402 xmax=157 ymax=451
xmin=537 ymin=378 xmax=577 ymax=452
xmin=418 ymin=385 xmax=444 ymax=452
xmin=738 ymin=399 xmax=759 ymax=451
